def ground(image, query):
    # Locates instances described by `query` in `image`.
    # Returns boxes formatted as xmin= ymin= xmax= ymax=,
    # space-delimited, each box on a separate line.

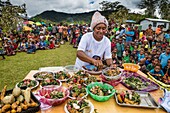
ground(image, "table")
xmin=25 ymin=70 xmax=166 ymax=113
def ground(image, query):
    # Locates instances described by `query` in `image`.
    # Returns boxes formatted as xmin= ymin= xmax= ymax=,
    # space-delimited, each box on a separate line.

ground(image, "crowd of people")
xmin=108 ymin=24 xmax=170 ymax=83
xmin=0 ymin=23 xmax=91 ymax=59
xmin=0 ymin=15 xmax=170 ymax=83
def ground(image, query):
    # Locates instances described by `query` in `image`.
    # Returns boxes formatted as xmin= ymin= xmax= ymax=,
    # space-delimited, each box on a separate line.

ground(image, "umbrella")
xmin=35 ymin=22 xmax=41 ymax=26
xmin=41 ymin=22 xmax=46 ymax=25
xmin=23 ymin=21 xmax=34 ymax=25
xmin=23 ymin=21 xmax=29 ymax=24
xmin=23 ymin=26 xmax=32 ymax=31
xmin=28 ymin=21 xmax=34 ymax=25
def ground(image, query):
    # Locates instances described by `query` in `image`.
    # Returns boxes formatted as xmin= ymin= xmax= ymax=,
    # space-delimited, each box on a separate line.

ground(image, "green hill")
xmin=30 ymin=10 xmax=113 ymax=24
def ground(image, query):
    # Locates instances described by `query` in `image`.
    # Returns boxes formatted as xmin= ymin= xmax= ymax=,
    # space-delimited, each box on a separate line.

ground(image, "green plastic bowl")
xmin=87 ymin=82 xmax=116 ymax=102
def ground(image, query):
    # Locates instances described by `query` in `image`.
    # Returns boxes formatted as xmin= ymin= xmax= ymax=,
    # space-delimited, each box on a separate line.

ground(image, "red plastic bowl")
xmin=38 ymin=86 xmax=69 ymax=106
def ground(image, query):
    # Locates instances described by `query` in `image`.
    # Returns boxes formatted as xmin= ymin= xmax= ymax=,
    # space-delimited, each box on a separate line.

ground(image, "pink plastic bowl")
xmin=38 ymin=86 xmax=69 ymax=106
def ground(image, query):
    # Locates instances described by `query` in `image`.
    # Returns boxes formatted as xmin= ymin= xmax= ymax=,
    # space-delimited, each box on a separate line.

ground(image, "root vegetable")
xmin=21 ymin=103 xmax=28 ymax=110
xmin=12 ymin=87 xmax=21 ymax=97
xmin=17 ymin=95 xmax=24 ymax=103
xmin=16 ymin=106 xmax=22 ymax=112
xmin=2 ymin=95 xmax=14 ymax=104
xmin=11 ymin=109 xmax=17 ymax=113
xmin=117 ymin=94 xmax=123 ymax=103
xmin=2 ymin=104 xmax=11 ymax=112
xmin=12 ymin=102 xmax=18 ymax=109
xmin=24 ymin=88 xmax=31 ymax=103
xmin=0 ymin=85 xmax=7 ymax=100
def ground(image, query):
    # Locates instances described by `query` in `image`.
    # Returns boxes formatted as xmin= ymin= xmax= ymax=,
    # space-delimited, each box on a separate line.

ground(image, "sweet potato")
xmin=1 ymin=104 xmax=11 ymax=112
xmin=11 ymin=109 xmax=17 ymax=113
xmin=117 ymin=94 xmax=123 ymax=103
xmin=21 ymin=103 xmax=28 ymax=110
xmin=16 ymin=106 xmax=22 ymax=112
xmin=11 ymin=102 xmax=18 ymax=109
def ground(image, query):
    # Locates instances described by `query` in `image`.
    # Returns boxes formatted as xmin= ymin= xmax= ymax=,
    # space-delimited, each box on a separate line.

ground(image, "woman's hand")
xmin=92 ymin=59 xmax=103 ymax=70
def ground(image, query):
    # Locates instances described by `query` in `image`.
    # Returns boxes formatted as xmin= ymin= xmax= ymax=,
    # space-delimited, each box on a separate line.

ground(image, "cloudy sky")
xmin=9 ymin=0 xmax=144 ymax=17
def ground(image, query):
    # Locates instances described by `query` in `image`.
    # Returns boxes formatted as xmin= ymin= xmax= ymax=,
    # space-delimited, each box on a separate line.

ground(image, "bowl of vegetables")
xmin=87 ymin=82 xmax=116 ymax=102
xmin=40 ymin=78 xmax=62 ymax=89
xmin=16 ymin=79 xmax=39 ymax=90
xmin=83 ymin=75 xmax=99 ymax=86
xmin=64 ymin=99 xmax=94 ymax=113
xmin=38 ymin=86 xmax=69 ymax=106
xmin=54 ymin=71 xmax=72 ymax=82
xmin=102 ymin=67 xmax=122 ymax=80
xmin=68 ymin=84 xmax=88 ymax=99
xmin=33 ymin=71 xmax=54 ymax=81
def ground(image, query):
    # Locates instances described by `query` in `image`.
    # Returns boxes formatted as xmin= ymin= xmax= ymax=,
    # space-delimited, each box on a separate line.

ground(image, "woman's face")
xmin=93 ymin=23 xmax=107 ymax=41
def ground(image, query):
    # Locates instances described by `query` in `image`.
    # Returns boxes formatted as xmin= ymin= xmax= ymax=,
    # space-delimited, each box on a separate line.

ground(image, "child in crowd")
xmin=49 ymin=40 xmax=55 ymax=49
xmin=116 ymin=38 xmax=124 ymax=60
xmin=112 ymin=52 xmax=119 ymax=66
xmin=0 ymin=46 xmax=5 ymax=60
xmin=163 ymin=59 xmax=170 ymax=83
xmin=123 ymin=49 xmax=130 ymax=63
xmin=149 ymin=64 xmax=164 ymax=80
xmin=111 ymin=38 xmax=116 ymax=52
xmin=27 ymin=41 xmax=36 ymax=54
xmin=137 ymin=49 xmax=145 ymax=62
xmin=147 ymin=58 xmax=159 ymax=71
xmin=145 ymin=54 xmax=152 ymax=66
xmin=143 ymin=40 xmax=149 ymax=51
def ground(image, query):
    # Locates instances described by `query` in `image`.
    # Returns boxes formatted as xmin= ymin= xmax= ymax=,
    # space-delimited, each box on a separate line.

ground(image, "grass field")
xmin=0 ymin=42 xmax=77 ymax=90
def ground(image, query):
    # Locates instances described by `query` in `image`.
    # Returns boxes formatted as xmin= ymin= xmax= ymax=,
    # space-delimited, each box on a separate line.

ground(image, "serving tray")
xmin=121 ymin=71 xmax=159 ymax=92
xmin=115 ymin=91 xmax=159 ymax=109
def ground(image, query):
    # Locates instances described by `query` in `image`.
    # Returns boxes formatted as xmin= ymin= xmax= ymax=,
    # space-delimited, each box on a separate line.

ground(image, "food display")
xmin=83 ymin=76 xmax=98 ymax=86
xmin=102 ymin=67 xmax=121 ymax=80
xmin=87 ymin=82 xmax=116 ymax=102
xmin=38 ymin=86 xmax=69 ymax=106
xmin=69 ymin=85 xmax=87 ymax=99
xmin=75 ymin=70 xmax=90 ymax=78
xmin=67 ymin=75 xmax=84 ymax=86
xmin=41 ymin=78 xmax=61 ymax=89
xmin=0 ymin=86 xmax=40 ymax=113
xmin=42 ymin=90 xmax=64 ymax=99
xmin=16 ymin=79 xmax=39 ymax=90
xmin=64 ymin=99 xmax=94 ymax=113
xmin=121 ymin=72 xmax=159 ymax=91
xmin=54 ymin=71 xmax=71 ymax=81
xmin=33 ymin=71 xmax=54 ymax=81
xmin=116 ymin=90 xmax=140 ymax=105
xmin=90 ymin=85 xmax=113 ymax=96
xmin=115 ymin=90 xmax=159 ymax=108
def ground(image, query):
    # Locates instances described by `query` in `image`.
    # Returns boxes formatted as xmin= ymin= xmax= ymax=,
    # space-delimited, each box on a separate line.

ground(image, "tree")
xmin=137 ymin=0 xmax=158 ymax=17
xmin=0 ymin=0 xmax=27 ymax=32
xmin=158 ymin=0 xmax=170 ymax=19
xmin=99 ymin=1 xmax=120 ymax=11
xmin=108 ymin=7 xmax=130 ymax=24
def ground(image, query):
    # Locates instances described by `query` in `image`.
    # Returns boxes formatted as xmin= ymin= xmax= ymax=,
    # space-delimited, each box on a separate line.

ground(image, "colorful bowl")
xmin=87 ymin=82 xmax=116 ymax=102
xmin=38 ymin=86 xmax=69 ymax=106
xmin=102 ymin=67 xmax=122 ymax=80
